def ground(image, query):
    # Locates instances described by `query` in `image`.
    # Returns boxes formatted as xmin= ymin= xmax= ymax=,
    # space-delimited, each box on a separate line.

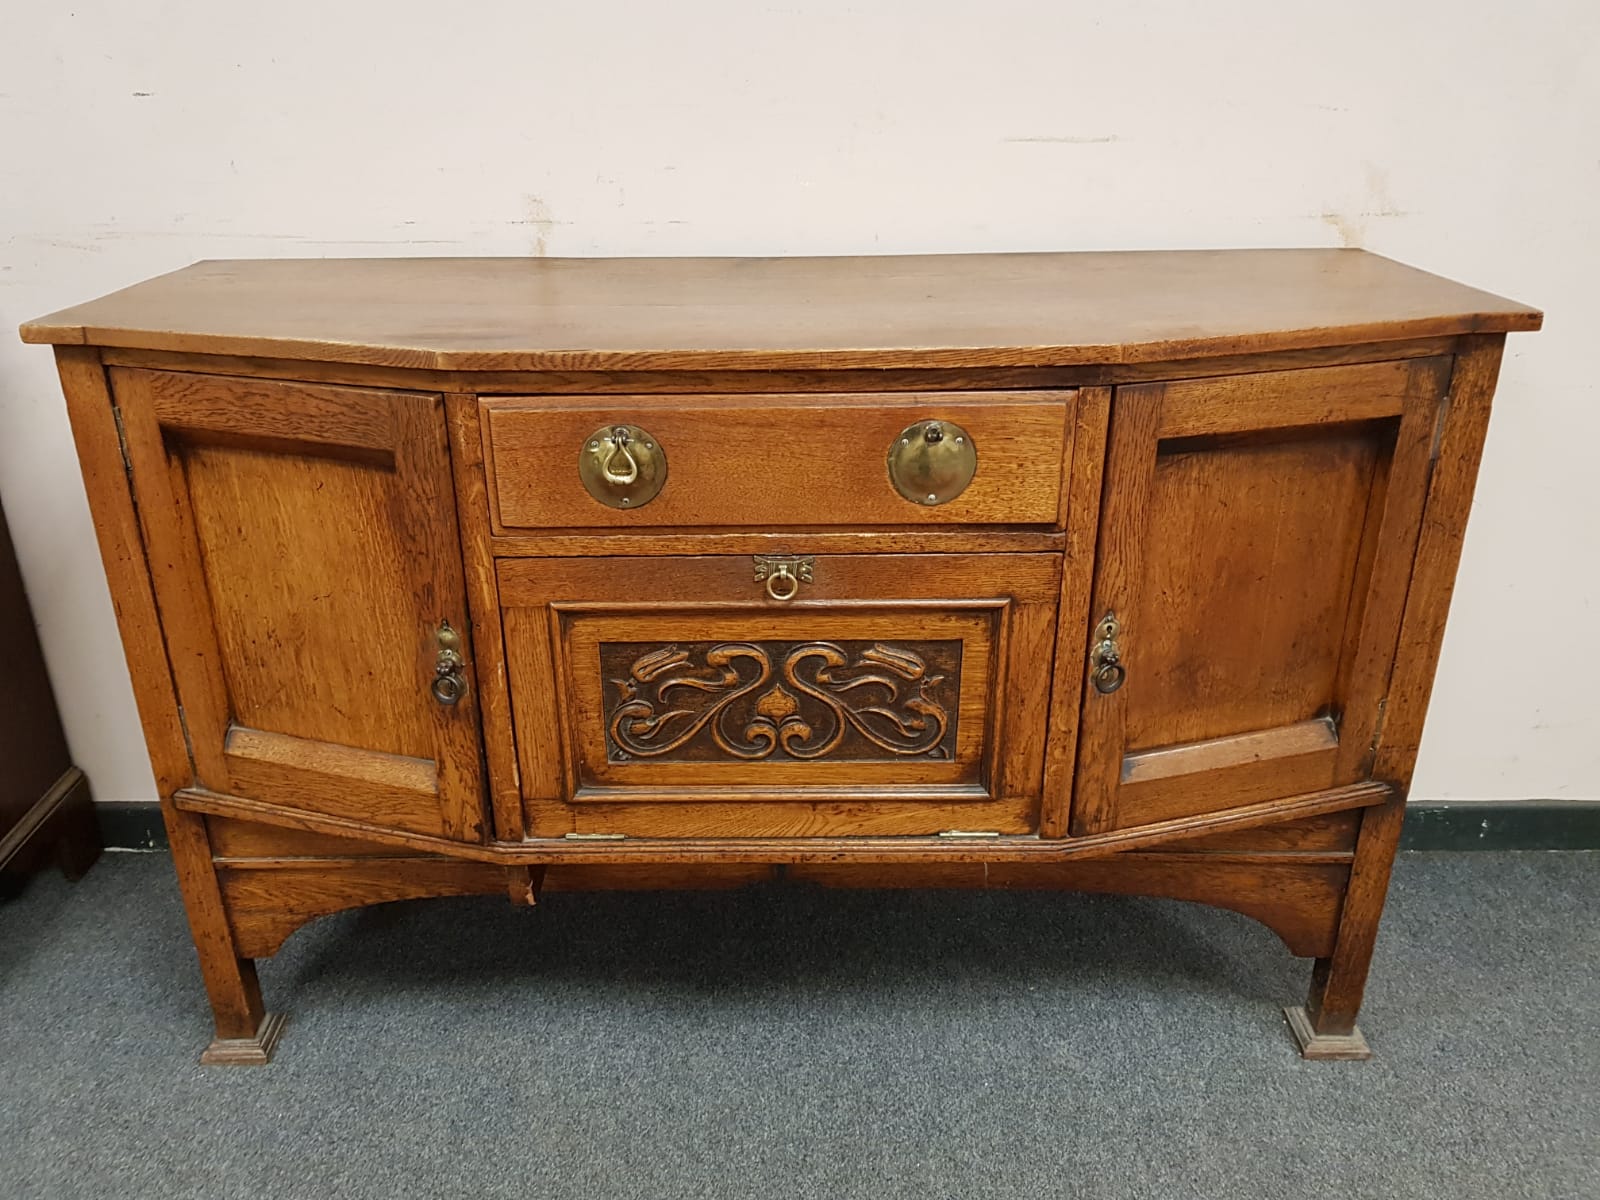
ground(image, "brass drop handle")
xmin=753 ymin=555 xmax=814 ymax=602
xmin=431 ymin=621 xmax=467 ymax=707
xmin=578 ymin=423 xmax=667 ymax=509
xmin=599 ymin=427 xmax=639 ymax=486
xmin=1089 ymin=612 xmax=1126 ymax=695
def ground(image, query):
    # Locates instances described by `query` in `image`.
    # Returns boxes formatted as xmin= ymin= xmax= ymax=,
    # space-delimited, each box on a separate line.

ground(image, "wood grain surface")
xmin=484 ymin=391 xmax=1072 ymax=529
xmin=500 ymin=553 xmax=1059 ymax=836
xmin=1072 ymin=357 xmax=1450 ymax=833
xmin=111 ymin=368 xmax=486 ymax=841
xmin=21 ymin=251 xmax=1539 ymax=371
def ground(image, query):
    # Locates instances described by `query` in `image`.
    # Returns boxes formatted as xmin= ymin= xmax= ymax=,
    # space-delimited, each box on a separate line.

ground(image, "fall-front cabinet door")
xmin=1072 ymin=357 xmax=1452 ymax=833
xmin=500 ymin=552 xmax=1061 ymax=838
xmin=112 ymin=369 xmax=485 ymax=840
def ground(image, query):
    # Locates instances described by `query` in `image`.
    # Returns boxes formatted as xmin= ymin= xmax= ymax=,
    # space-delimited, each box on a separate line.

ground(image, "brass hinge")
xmin=937 ymin=829 xmax=1001 ymax=839
xmin=563 ymin=831 xmax=627 ymax=841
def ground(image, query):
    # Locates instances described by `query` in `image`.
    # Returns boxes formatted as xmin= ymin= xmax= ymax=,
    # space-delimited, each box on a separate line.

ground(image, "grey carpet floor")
xmin=1 ymin=851 xmax=1595 ymax=1200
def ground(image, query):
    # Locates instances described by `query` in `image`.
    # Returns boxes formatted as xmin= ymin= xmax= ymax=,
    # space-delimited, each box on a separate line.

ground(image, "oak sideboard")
xmin=22 ymin=250 xmax=1540 ymax=1063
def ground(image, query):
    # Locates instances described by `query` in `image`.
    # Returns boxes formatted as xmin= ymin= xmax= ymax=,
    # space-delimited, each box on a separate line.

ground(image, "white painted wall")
xmin=1 ymin=1 xmax=1594 ymax=805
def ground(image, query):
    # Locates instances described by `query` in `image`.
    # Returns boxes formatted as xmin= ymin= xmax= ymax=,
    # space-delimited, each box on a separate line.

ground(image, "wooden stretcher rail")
xmin=175 ymin=781 xmax=1392 ymax=866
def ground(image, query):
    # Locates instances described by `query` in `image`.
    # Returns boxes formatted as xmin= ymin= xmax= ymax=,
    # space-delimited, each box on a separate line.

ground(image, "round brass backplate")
xmin=578 ymin=424 xmax=667 ymax=510
xmin=887 ymin=419 xmax=977 ymax=506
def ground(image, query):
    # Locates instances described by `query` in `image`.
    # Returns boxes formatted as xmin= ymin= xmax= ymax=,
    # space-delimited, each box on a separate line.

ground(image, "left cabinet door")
xmin=112 ymin=369 xmax=485 ymax=841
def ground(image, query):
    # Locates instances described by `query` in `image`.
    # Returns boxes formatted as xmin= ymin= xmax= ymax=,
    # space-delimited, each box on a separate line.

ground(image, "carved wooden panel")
xmin=599 ymin=639 xmax=962 ymax=763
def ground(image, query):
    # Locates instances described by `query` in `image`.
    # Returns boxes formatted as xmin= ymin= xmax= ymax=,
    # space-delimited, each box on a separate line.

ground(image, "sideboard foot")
xmin=1283 ymin=1005 xmax=1371 ymax=1060
xmin=200 ymin=1011 xmax=287 ymax=1066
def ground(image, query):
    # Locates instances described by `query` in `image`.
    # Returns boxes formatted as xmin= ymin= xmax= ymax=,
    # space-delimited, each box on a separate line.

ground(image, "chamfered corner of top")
xmin=17 ymin=317 xmax=82 ymax=346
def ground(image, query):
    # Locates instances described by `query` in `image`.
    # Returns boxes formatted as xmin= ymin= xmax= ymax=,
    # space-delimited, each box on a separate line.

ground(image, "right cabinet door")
xmin=1072 ymin=357 xmax=1452 ymax=833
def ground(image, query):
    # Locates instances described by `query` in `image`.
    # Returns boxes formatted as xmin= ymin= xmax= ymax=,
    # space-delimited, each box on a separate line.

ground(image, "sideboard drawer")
xmin=498 ymin=552 xmax=1061 ymax=837
xmin=482 ymin=391 xmax=1074 ymax=530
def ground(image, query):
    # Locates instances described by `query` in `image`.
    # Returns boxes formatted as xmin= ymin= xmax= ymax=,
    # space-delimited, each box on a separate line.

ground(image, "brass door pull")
xmin=753 ymin=555 xmax=814 ymax=602
xmin=600 ymin=437 xmax=638 ymax=486
xmin=432 ymin=621 xmax=467 ymax=706
xmin=578 ymin=424 xmax=667 ymax=509
xmin=887 ymin=419 xmax=978 ymax=505
xmin=1089 ymin=612 xmax=1125 ymax=694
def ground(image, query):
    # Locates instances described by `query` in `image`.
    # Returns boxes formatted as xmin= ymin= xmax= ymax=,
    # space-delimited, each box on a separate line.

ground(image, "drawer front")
xmin=499 ymin=553 xmax=1061 ymax=838
xmin=483 ymin=391 xmax=1074 ymax=530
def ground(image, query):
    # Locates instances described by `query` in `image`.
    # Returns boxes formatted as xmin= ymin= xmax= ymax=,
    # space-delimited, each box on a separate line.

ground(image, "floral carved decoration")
xmin=600 ymin=640 xmax=961 ymax=762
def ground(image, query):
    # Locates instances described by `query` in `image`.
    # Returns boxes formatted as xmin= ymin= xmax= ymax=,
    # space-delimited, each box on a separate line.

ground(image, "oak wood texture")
xmin=1072 ymin=357 xmax=1451 ymax=833
xmin=1162 ymin=808 xmax=1359 ymax=854
xmin=1040 ymin=386 xmax=1110 ymax=837
xmin=90 ymin=335 xmax=1463 ymax=395
xmin=1304 ymin=795 xmax=1409 ymax=1042
xmin=52 ymin=347 xmax=279 ymax=1057
xmin=499 ymin=553 xmax=1059 ymax=836
xmin=483 ymin=391 xmax=1072 ymax=529
xmin=1371 ymin=336 xmax=1507 ymax=788
xmin=200 ymin=1011 xmax=288 ymax=1067
xmin=29 ymin=253 xmax=1538 ymax=1063
xmin=53 ymin=349 xmax=194 ymax=797
xmin=166 ymin=803 xmax=273 ymax=1044
xmin=174 ymin=780 xmax=1391 ymax=864
xmin=22 ymin=252 xmax=1539 ymax=371
xmin=1297 ymin=335 xmax=1512 ymax=1049
xmin=206 ymin=844 xmax=1346 ymax=970
xmin=206 ymin=815 xmax=404 ymax=859
xmin=111 ymin=368 xmax=486 ymax=841
xmin=445 ymin=392 xmax=526 ymax=840
xmin=490 ymin=528 xmax=1066 ymax=559
xmin=1283 ymin=1005 xmax=1371 ymax=1061
xmin=792 ymin=857 xmax=1350 ymax=957
xmin=219 ymin=858 xmax=509 ymax=957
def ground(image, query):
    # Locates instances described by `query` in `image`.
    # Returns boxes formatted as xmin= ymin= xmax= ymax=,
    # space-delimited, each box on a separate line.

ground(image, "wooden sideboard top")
xmin=21 ymin=249 xmax=1540 ymax=372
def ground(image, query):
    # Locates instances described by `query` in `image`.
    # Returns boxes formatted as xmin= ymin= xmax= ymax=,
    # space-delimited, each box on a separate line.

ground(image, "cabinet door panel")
xmin=1072 ymin=358 xmax=1450 ymax=832
xmin=112 ymin=369 xmax=485 ymax=840
xmin=500 ymin=552 xmax=1060 ymax=837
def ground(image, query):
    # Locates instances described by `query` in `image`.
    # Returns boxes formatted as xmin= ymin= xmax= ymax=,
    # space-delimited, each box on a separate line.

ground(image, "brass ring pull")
xmin=753 ymin=555 xmax=814 ymax=602
xmin=765 ymin=565 xmax=800 ymax=602
xmin=432 ymin=671 xmax=466 ymax=705
xmin=600 ymin=428 xmax=639 ymax=486
xmin=1089 ymin=611 xmax=1125 ymax=695
xmin=1091 ymin=661 xmax=1126 ymax=694
xmin=431 ymin=621 xmax=467 ymax=707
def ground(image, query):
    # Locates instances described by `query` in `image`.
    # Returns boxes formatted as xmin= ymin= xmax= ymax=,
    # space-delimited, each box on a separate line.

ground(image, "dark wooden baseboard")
xmin=95 ymin=800 xmax=170 ymax=851
xmin=1399 ymin=800 xmax=1600 ymax=851
xmin=97 ymin=799 xmax=1600 ymax=854
xmin=0 ymin=767 xmax=101 ymax=883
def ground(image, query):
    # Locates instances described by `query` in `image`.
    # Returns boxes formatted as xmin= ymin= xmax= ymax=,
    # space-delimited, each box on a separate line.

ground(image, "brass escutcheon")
xmin=578 ymin=424 xmax=667 ymax=509
xmin=887 ymin=418 xmax=978 ymax=506
xmin=752 ymin=555 xmax=814 ymax=602
xmin=1089 ymin=611 xmax=1126 ymax=694
xmin=431 ymin=620 xmax=468 ymax=706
